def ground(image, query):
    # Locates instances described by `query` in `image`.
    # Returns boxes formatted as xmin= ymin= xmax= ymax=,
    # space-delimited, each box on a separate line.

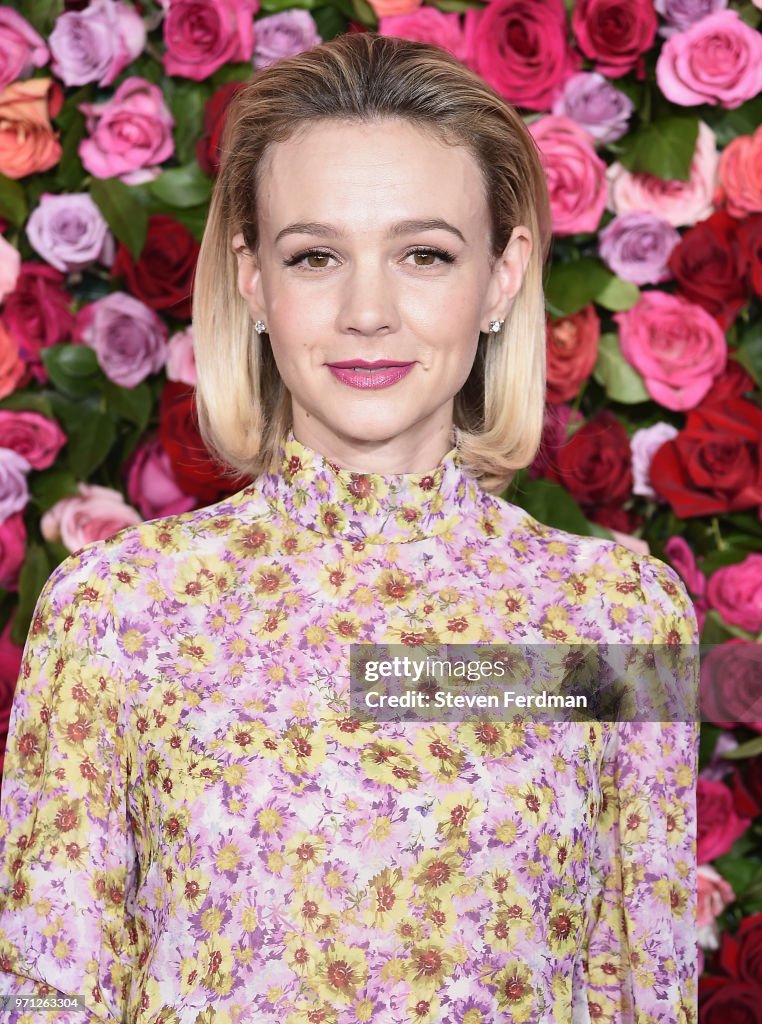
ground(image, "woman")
xmin=0 ymin=33 xmax=698 ymax=1024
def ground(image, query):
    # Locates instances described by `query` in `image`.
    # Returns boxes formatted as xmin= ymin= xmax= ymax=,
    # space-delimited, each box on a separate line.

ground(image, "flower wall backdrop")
xmin=0 ymin=0 xmax=761 ymax=1012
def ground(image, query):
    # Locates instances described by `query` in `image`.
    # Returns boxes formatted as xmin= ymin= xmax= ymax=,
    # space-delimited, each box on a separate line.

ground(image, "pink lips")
xmin=327 ymin=364 xmax=415 ymax=390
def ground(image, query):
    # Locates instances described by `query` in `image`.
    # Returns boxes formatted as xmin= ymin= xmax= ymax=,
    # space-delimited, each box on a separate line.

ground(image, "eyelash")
xmin=282 ymin=246 xmax=458 ymax=270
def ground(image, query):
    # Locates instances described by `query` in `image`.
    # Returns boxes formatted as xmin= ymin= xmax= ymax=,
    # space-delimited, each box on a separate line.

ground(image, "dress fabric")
xmin=0 ymin=429 xmax=699 ymax=1024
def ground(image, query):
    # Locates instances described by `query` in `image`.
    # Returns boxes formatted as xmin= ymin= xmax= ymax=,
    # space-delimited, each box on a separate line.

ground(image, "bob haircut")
xmin=193 ymin=31 xmax=552 ymax=496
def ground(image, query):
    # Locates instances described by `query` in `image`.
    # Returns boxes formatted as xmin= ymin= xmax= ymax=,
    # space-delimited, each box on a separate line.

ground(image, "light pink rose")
xmin=0 ymin=233 xmax=20 ymax=303
xmin=697 ymin=864 xmax=734 ymax=949
xmin=609 ymin=531 xmax=650 ymax=556
xmin=615 ymin=291 xmax=726 ymax=410
xmin=656 ymin=10 xmax=762 ymax=109
xmin=77 ymin=291 xmax=168 ymax=388
xmin=40 ymin=483 xmax=142 ymax=552
xmin=0 ymin=410 xmax=67 ymax=470
xmin=529 ymin=116 xmax=607 ymax=235
xmin=0 ymin=8 xmax=49 ymax=93
xmin=78 ymin=76 xmax=174 ymax=184
xmin=379 ymin=7 xmax=467 ymax=61
xmin=0 ymin=447 xmax=30 ymax=521
xmin=163 ymin=0 xmax=259 ymax=81
xmin=630 ymin=421 xmax=679 ymax=499
xmin=706 ymin=553 xmax=762 ymax=634
xmin=0 ymin=511 xmax=26 ymax=592
xmin=166 ymin=327 xmax=197 ymax=386
xmin=49 ymin=0 xmax=145 ymax=88
xmin=607 ymin=120 xmax=719 ymax=227
xmin=125 ymin=435 xmax=197 ymax=520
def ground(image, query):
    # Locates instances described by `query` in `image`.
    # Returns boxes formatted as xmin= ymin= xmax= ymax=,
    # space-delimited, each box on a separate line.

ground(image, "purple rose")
xmin=0 ymin=448 xmax=31 ymax=522
xmin=253 ymin=10 xmax=322 ymax=69
xmin=77 ymin=292 xmax=168 ymax=389
xmin=630 ymin=421 xmax=679 ymax=499
xmin=551 ymin=71 xmax=634 ymax=145
xmin=49 ymin=0 xmax=146 ymax=87
xmin=0 ymin=8 xmax=49 ymax=92
xmin=26 ymin=193 xmax=115 ymax=273
xmin=655 ymin=0 xmax=727 ymax=36
xmin=598 ymin=211 xmax=682 ymax=285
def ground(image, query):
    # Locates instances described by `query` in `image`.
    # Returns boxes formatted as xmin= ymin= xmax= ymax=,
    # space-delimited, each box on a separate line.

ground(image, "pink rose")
xmin=697 ymin=778 xmax=752 ymax=863
xmin=630 ymin=421 xmax=679 ymax=499
xmin=0 ymin=233 xmax=20 ymax=303
xmin=718 ymin=126 xmax=762 ymax=218
xmin=706 ymin=553 xmax=762 ymax=634
xmin=78 ymin=77 xmax=174 ymax=184
xmin=163 ymin=0 xmax=259 ymax=81
xmin=529 ymin=116 xmax=607 ymax=235
xmin=609 ymin=531 xmax=650 ymax=556
xmin=0 ymin=614 xmax=24 ymax=732
xmin=40 ymin=483 xmax=142 ymax=553
xmin=166 ymin=327 xmax=197 ymax=387
xmin=379 ymin=7 xmax=467 ymax=61
xmin=697 ymin=865 xmax=734 ymax=950
xmin=656 ymin=10 xmax=762 ymax=109
xmin=462 ymin=0 xmax=579 ymax=112
xmin=125 ymin=435 xmax=197 ymax=520
xmin=572 ymin=0 xmax=658 ymax=78
xmin=607 ymin=120 xmax=719 ymax=227
xmin=0 ymin=511 xmax=26 ymax=592
xmin=615 ymin=291 xmax=726 ymax=410
xmin=664 ymin=535 xmax=706 ymax=598
xmin=368 ymin=0 xmax=422 ymax=14
xmin=0 ymin=411 xmax=66 ymax=470
xmin=0 ymin=7 xmax=49 ymax=93
xmin=49 ymin=0 xmax=145 ymax=88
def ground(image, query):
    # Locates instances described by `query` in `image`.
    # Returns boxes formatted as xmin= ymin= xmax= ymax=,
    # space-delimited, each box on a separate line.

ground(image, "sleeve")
xmin=0 ymin=551 xmax=139 ymax=1024
xmin=574 ymin=554 xmax=700 ymax=1024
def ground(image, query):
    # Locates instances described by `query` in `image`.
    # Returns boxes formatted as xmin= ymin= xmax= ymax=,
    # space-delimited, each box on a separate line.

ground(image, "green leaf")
xmin=41 ymin=345 xmax=103 ymax=399
xmin=585 ymin=520 xmax=616 ymax=541
xmin=148 ymin=160 xmax=213 ymax=209
xmin=64 ymin=407 xmax=117 ymax=479
xmin=168 ymin=84 xmax=210 ymax=166
xmin=27 ymin=468 xmax=81 ymax=513
xmin=101 ymin=379 xmax=153 ymax=430
xmin=89 ymin=178 xmax=149 ymax=260
xmin=351 ymin=0 xmax=378 ymax=24
xmin=0 ymin=390 xmax=55 ymax=417
xmin=511 ymin=478 xmax=593 ymax=536
xmin=700 ymin=548 xmax=755 ymax=575
xmin=720 ymin=735 xmax=762 ymax=760
xmin=313 ymin=4 xmax=349 ymax=39
xmin=616 ymin=116 xmax=700 ymax=181
xmin=10 ymin=543 xmax=54 ymax=648
xmin=545 ymin=258 xmax=612 ymax=317
xmin=158 ymin=202 xmax=209 ymax=242
xmin=712 ymin=850 xmax=762 ymax=899
xmin=15 ymin=0 xmax=63 ymax=34
xmin=426 ymin=0 xmax=485 ymax=9
xmin=703 ymin=95 xmax=762 ymax=148
xmin=595 ymin=276 xmax=640 ymax=313
xmin=593 ymin=333 xmax=650 ymax=404
xmin=698 ymin=724 xmax=721 ymax=773
xmin=0 ymin=175 xmax=27 ymax=228
xmin=736 ymin=319 xmax=762 ymax=388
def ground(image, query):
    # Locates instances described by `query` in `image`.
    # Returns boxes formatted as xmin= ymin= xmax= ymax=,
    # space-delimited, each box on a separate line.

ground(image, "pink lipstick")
xmin=326 ymin=360 xmax=415 ymax=390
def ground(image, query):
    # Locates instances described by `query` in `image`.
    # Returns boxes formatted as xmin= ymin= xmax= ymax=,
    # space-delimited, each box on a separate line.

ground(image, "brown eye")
xmin=306 ymin=253 xmax=331 ymax=268
xmin=412 ymin=252 xmax=436 ymax=266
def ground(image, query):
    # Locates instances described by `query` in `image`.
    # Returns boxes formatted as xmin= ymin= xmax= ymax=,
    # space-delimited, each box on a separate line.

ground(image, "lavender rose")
xmin=48 ymin=0 xmax=146 ymax=87
xmin=630 ymin=421 xmax=679 ymax=498
xmin=254 ymin=10 xmax=322 ymax=69
xmin=77 ymin=292 xmax=168 ymax=388
xmin=0 ymin=448 xmax=31 ymax=522
xmin=26 ymin=192 xmax=114 ymax=273
xmin=599 ymin=211 xmax=682 ymax=285
xmin=0 ymin=7 xmax=49 ymax=92
xmin=655 ymin=0 xmax=727 ymax=36
xmin=551 ymin=72 xmax=634 ymax=145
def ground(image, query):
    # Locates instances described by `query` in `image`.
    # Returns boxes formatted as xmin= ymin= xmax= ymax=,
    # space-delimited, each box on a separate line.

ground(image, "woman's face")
xmin=232 ymin=117 xmax=531 ymax=472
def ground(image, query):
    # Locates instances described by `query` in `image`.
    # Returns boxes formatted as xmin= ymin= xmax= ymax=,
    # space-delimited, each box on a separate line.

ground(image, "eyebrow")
xmin=274 ymin=218 xmax=467 ymax=245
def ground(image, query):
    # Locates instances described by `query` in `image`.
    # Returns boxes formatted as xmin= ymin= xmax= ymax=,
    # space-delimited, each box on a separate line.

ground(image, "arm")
xmin=574 ymin=555 xmax=700 ymax=1024
xmin=0 ymin=551 xmax=140 ymax=1023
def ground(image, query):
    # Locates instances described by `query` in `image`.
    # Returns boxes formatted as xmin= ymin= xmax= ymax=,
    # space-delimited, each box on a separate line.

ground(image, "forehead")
xmin=255 ymin=118 xmax=490 ymax=238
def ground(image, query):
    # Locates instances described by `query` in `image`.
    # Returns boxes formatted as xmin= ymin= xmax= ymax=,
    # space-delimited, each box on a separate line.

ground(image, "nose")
xmin=335 ymin=257 xmax=401 ymax=337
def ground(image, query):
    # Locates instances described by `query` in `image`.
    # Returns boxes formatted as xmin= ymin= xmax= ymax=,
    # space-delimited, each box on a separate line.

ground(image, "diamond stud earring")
xmin=255 ymin=320 xmax=267 ymax=334
xmin=489 ymin=319 xmax=504 ymax=333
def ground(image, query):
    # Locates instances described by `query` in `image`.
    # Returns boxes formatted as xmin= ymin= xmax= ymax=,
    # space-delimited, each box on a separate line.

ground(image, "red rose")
xmin=159 ymin=381 xmax=249 ymax=503
xmin=587 ymin=505 xmax=643 ymax=534
xmin=572 ymin=0 xmax=657 ymax=78
xmin=546 ymin=304 xmax=601 ymax=403
xmin=546 ymin=409 xmax=633 ymax=510
xmin=736 ymin=755 xmax=762 ymax=814
xmin=649 ymin=397 xmax=762 ymax=517
xmin=1 ymin=262 xmax=74 ymax=382
xmin=463 ymin=0 xmax=580 ymax=111
xmin=669 ymin=210 xmax=748 ymax=329
xmin=700 ymin=357 xmax=756 ymax=406
xmin=111 ymin=214 xmax=199 ymax=321
xmin=697 ymin=778 xmax=751 ymax=864
xmin=738 ymin=213 xmax=762 ymax=296
xmin=719 ymin=912 xmax=762 ymax=987
xmin=700 ymin=982 xmax=762 ymax=1024
xmin=196 ymin=81 xmax=246 ymax=177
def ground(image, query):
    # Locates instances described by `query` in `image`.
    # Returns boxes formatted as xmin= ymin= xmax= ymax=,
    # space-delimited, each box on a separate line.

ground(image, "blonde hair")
xmin=193 ymin=32 xmax=551 ymax=495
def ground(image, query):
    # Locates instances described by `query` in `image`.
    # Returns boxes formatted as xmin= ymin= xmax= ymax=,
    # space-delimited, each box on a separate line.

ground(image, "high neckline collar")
xmin=258 ymin=427 xmax=484 ymax=544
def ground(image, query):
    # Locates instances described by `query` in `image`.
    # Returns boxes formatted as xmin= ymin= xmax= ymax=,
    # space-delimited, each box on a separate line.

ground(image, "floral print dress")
xmin=0 ymin=429 xmax=698 ymax=1024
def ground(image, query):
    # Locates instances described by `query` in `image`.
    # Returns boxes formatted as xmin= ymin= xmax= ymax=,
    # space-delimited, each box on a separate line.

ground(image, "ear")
xmin=480 ymin=225 xmax=533 ymax=334
xmin=231 ymin=231 xmax=266 ymax=314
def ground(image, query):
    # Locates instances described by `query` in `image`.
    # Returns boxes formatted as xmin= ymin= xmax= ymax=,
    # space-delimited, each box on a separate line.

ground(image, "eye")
xmin=406 ymin=247 xmax=457 ymax=267
xmin=282 ymin=249 xmax=334 ymax=269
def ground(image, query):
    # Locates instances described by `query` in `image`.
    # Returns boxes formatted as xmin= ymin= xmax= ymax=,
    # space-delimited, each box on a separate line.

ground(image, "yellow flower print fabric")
xmin=0 ymin=429 xmax=699 ymax=1024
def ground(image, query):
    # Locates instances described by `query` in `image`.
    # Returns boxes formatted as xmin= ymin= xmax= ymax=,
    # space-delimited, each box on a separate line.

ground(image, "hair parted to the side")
xmin=192 ymin=31 xmax=552 ymax=496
